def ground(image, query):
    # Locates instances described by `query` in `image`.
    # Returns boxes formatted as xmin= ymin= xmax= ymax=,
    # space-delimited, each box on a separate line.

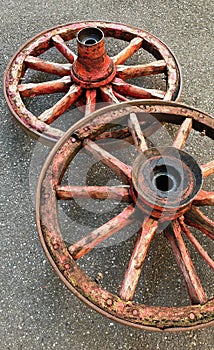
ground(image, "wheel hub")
xmin=132 ymin=147 xmax=203 ymax=220
xmin=71 ymin=27 xmax=116 ymax=88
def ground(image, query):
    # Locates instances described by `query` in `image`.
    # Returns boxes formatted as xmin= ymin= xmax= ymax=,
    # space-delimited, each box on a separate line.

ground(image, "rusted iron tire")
xmin=36 ymin=100 xmax=213 ymax=331
xmin=4 ymin=21 xmax=182 ymax=145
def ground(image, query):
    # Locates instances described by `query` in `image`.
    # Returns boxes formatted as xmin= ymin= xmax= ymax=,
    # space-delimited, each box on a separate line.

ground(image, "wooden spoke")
xmin=24 ymin=55 xmax=72 ymax=76
xmin=128 ymin=112 xmax=148 ymax=153
xmin=173 ymin=118 xmax=192 ymax=149
xmin=193 ymin=190 xmax=214 ymax=206
xmin=179 ymin=217 xmax=214 ymax=270
xmin=83 ymin=139 xmax=132 ymax=183
xmin=201 ymin=160 xmax=214 ymax=178
xmin=112 ymin=90 xmax=129 ymax=101
xmin=38 ymin=84 xmax=82 ymax=124
xmin=52 ymin=34 xmax=77 ymax=63
xmin=100 ymin=85 xmax=120 ymax=104
xmin=119 ymin=218 xmax=158 ymax=301
xmin=18 ymin=76 xmax=71 ymax=98
xmin=85 ymin=89 xmax=97 ymax=116
xmin=116 ymin=60 xmax=167 ymax=80
xmin=112 ymin=37 xmax=143 ymax=65
xmin=56 ymin=185 xmax=131 ymax=201
xmin=112 ymin=77 xmax=165 ymax=99
xmin=68 ymin=204 xmax=135 ymax=259
xmin=165 ymin=221 xmax=207 ymax=304
xmin=185 ymin=206 xmax=214 ymax=240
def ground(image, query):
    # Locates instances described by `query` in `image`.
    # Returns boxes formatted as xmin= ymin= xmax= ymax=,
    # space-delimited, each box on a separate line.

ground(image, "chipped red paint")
xmin=4 ymin=21 xmax=182 ymax=145
xmin=36 ymin=101 xmax=214 ymax=331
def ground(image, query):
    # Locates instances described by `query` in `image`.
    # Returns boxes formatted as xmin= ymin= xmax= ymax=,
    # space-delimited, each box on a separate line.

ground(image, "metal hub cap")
xmin=4 ymin=21 xmax=182 ymax=145
xmin=36 ymin=101 xmax=214 ymax=331
xmin=132 ymin=147 xmax=203 ymax=220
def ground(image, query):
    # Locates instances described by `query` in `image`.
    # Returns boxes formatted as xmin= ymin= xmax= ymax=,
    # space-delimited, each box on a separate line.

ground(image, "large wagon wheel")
xmin=36 ymin=100 xmax=213 ymax=331
xmin=4 ymin=21 xmax=181 ymax=145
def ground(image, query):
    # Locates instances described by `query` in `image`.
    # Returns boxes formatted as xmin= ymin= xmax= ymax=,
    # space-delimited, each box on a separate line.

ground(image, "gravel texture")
xmin=0 ymin=1 xmax=213 ymax=349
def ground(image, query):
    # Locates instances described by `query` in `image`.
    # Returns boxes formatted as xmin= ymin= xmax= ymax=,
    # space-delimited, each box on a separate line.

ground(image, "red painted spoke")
xmin=179 ymin=217 xmax=214 ymax=270
xmin=83 ymin=139 xmax=132 ymax=183
xmin=112 ymin=37 xmax=143 ymax=65
xmin=56 ymin=185 xmax=130 ymax=201
xmin=165 ymin=221 xmax=207 ymax=304
xmin=116 ymin=60 xmax=167 ymax=80
xmin=85 ymin=89 xmax=97 ymax=116
xmin=100 ymin=85 xmax=120 ymax=104
xmin=185 ymin=206 xmax=214 ymax=240
xmin=193 ymin=190 xmax=214 ymax=206
xmin=18 ymin=76 xmax=71 ymax=98
xmin=38 ymin=84 xmax=82 ymax=124
xmin=112 ymin=90 xmax=129 ymax=101
xmin=173 ymin=118 xmax=192 ymax=149
xmin=52 ymin=34 xmax=77 ymax=63
xmin=128 ymin=112 xmax=148 ymax=153
xmin=112 ymin=77 xmax=165 ymax=99
xmin=119 ymin=218 xmax=158 ymax=301
xmin=24 ymin=55 xmax=71 ymax=76
xmin=68 ymin=204 xmax=135 ymax=259
xmin=201 ymin=160 xmax=214 ymax=178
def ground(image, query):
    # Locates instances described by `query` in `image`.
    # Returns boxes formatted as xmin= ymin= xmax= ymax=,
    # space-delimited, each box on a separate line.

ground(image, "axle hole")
xmin=155 ymin=174 xmax=174 ymax=192
xmin=77 ymin=27 xmax=103 ymax=46
xmin=84 ymin=38 xmax=97 ymax=45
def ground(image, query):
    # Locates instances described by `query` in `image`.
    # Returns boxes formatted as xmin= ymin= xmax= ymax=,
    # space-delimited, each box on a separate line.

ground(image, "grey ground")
xmin=0 ymin=1 xmax=213 ymax=349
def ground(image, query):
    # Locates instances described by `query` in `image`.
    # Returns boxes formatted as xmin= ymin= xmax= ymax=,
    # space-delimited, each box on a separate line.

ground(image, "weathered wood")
xmin=112 ymin=77 xmax=165 ymax=99
xmin=56 ymin=185 xmax=130 ymax=201
xmin=119 ymin=218 xmax=158 ymax=301
xmin=179 ymin=217 xmax=214 ymax=270
xmin=100 ymin=85 xmax=120 ymax=104
xmin=165 ymin=221 xmax=207 ymax=304
xmin=185 ymin=206 xmax=214 ymax=239
xmin=25 ymin=55 xmax=72 ymax=76
xmin=52 ymin=34 xmax=77 ymax=63
xmin=83 ymin=139 xmax=132 ymax=183
xmin=116 ymin=60 xmax=166 ymax=79
xmin=84 ymin=89 xmax=97 ymax=116
xmin=128 ymin=112 xmax=148 ymax=153
xmin=201 ymin=160 xmax=214 ymax=178
xmin=112 ymin=37 xmax=143 ymax=65
xmin=38 ymin=84 xmax=82 ymax=124
xmin=18 ymin=76 xmax=71 ymax=97
xmin=68 ymin=204 xmax=135 ymax=259
xmin=193 ymin=190 xmax=214 ymax=206
xmin=173 ymin=118 xmax=192 ymax=149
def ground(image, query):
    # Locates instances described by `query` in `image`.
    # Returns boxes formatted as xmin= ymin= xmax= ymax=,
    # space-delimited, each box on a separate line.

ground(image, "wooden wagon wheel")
xmin=4 ymin=21 xmax=181 ymax=145
xmin=36 ymin=100 xmax=213 ymax=331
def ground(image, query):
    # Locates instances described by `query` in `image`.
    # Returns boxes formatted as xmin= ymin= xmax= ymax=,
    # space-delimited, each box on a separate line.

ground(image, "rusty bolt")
xmin=53 ymin=243 xmax=59 ymax=250
xmin=132 ymin=309 xmax=139 ymax=317
xmin=106 ymin=298 xmax=113 ymax=306
xmin=71 ymin=137 xmax=76 ymax=143
xmin=189 ymin=313 xmax=196 ymax=320
xmin=64 ymin=263 xmax=71 ymax=270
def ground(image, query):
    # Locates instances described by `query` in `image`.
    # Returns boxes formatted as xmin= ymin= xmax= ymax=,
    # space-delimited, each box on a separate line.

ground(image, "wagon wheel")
xmin=4 ymin=21 xmax=181 ymax=145
xmin=36 ymin=100 xmax=213 ymax=331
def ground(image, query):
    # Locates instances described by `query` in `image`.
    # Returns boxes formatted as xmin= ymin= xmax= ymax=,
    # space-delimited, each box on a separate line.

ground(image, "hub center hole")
xmin=155 ymin=174 xmax=174 ymax=192
xmin=84 ymin=38 xmax=97 ymax=45
xmin=151 ymin=164 xmax=181 ymax=193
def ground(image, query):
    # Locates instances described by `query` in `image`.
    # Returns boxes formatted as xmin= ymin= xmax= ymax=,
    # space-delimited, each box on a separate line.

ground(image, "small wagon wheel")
xmin=36 ymin=100 xmax=213 ymax=331
xmin=4 ymin=21 xmax=182 ymax=145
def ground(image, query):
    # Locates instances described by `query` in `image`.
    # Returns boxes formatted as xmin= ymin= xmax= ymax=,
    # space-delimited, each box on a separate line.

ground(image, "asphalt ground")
xmin=0 ymin=1 xmax=213 ymax=349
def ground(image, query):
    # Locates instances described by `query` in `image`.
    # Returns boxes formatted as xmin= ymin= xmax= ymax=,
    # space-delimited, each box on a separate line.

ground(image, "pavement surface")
xmin=0 ymin=1 xmax=213 ymax=349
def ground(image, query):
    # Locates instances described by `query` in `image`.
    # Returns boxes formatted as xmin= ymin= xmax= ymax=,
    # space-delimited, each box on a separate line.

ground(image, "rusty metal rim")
xmin=4 ymin=20 xmax=182 ymax=146
xmin=36 ymin=100 xmax=213 ymax=331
